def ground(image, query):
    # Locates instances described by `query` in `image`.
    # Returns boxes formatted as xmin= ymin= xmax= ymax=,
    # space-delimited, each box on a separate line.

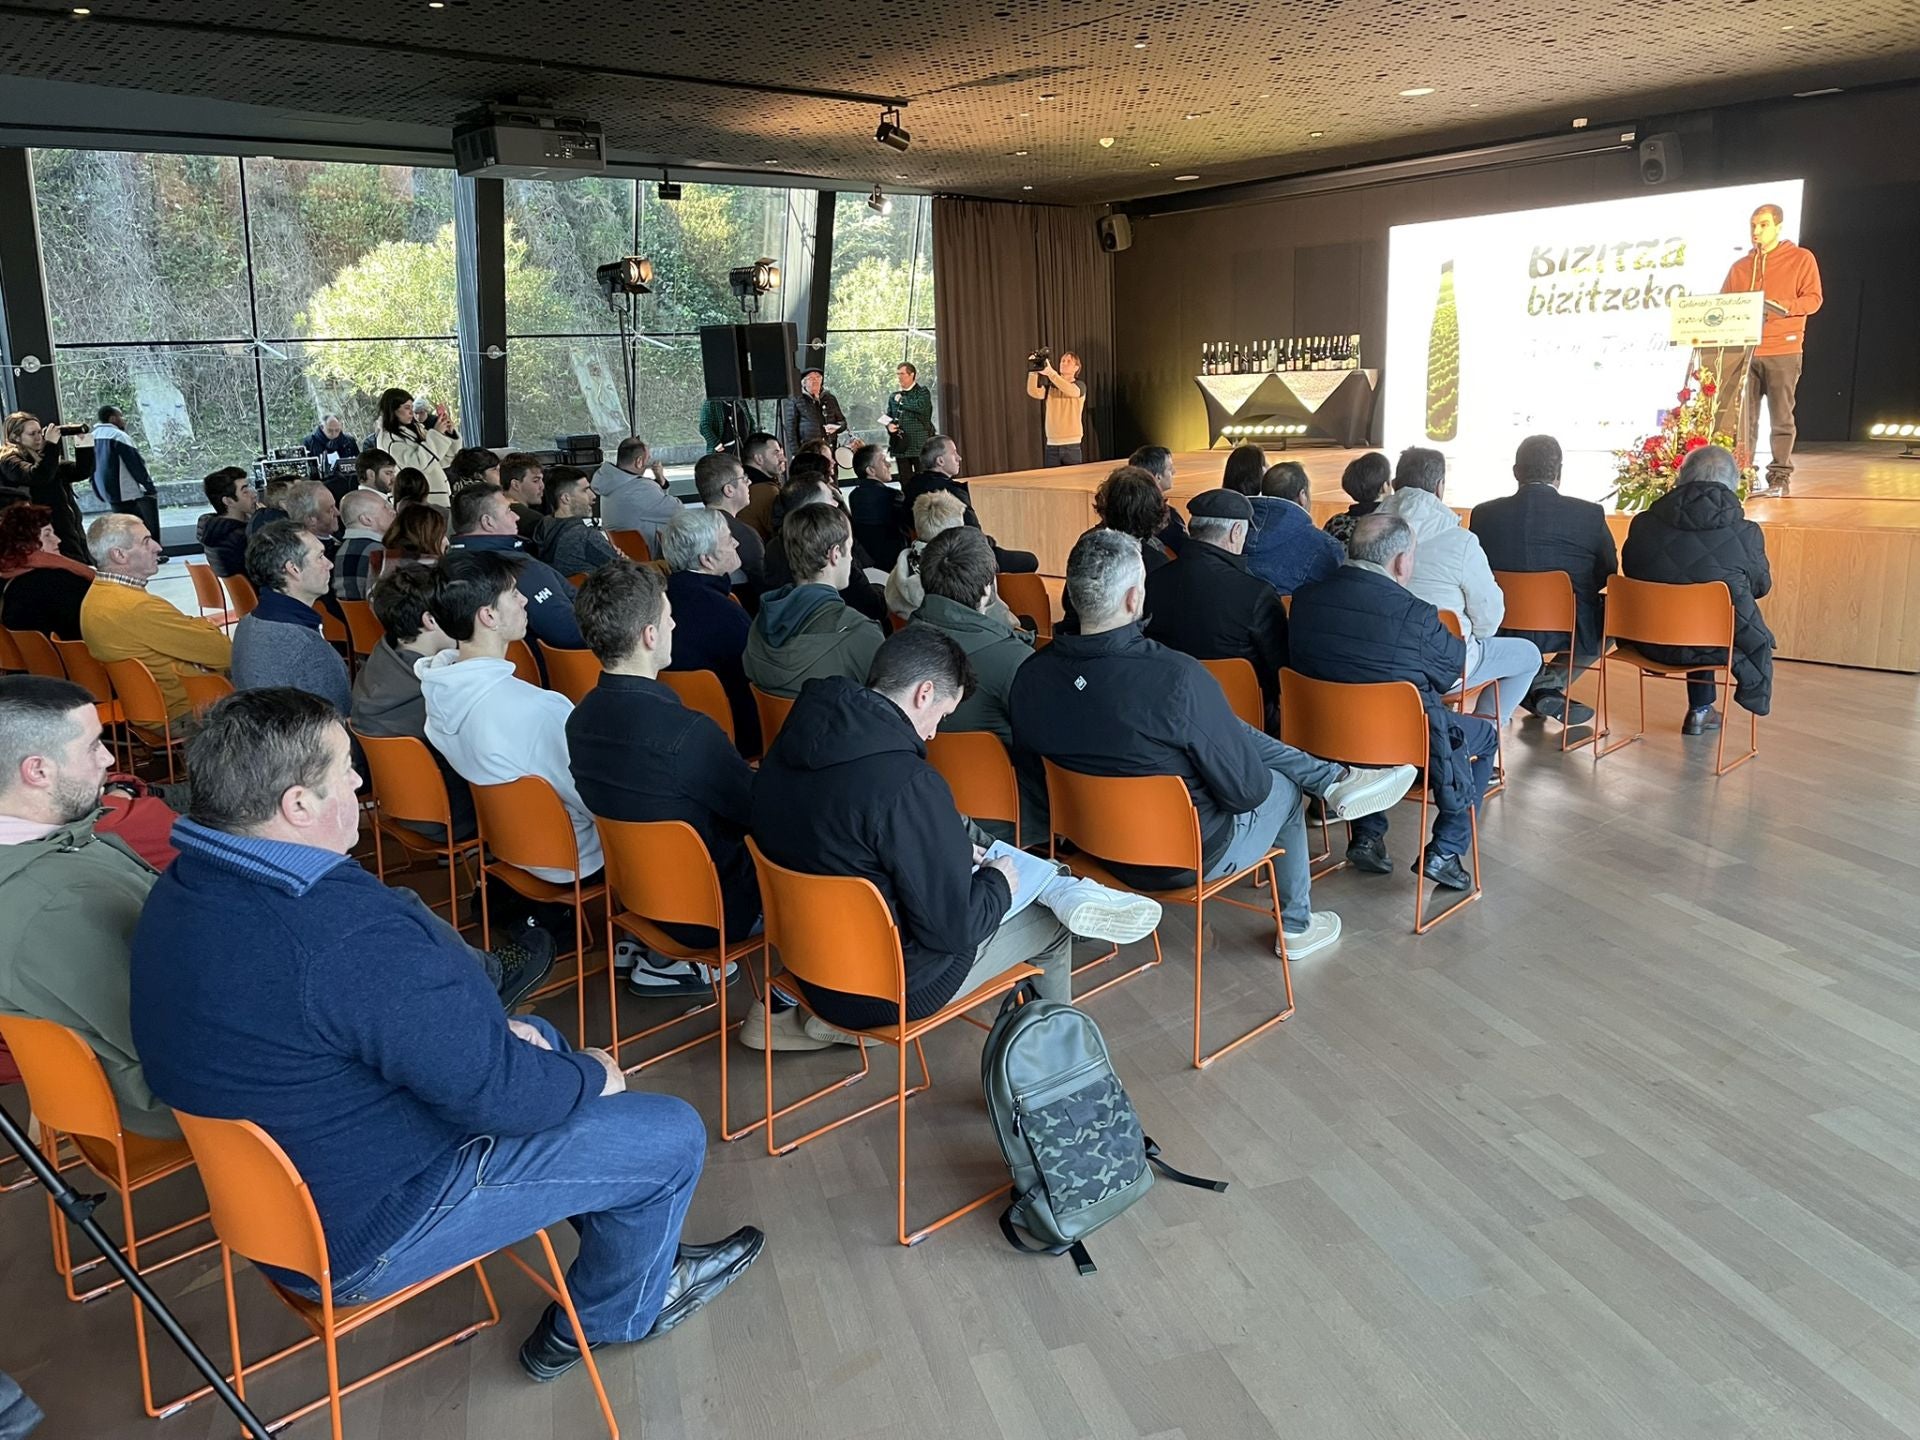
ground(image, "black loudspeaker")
xmin=1097 ymin=214 xmax=1133 ymax=252
xmin=698 ymin=322 xmax=800 ymax=400
xmin=1639 ymin=132 xmax=1682 ymax=185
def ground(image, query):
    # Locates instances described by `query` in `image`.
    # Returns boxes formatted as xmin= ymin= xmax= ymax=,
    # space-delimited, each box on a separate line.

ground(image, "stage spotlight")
xmin=595 ymin=256 xmax=654 ymax=295
xmin=867 ymin=183 xmax=893 ymax=216
xmin=728 ymin=257 xmax=782 ymax=301
xmin=875 ymin=106 xmax=911 ymax=152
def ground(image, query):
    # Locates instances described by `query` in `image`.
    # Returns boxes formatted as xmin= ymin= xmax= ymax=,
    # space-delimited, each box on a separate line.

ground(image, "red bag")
xmin=95 ymin=774 xmax=180 ymax=870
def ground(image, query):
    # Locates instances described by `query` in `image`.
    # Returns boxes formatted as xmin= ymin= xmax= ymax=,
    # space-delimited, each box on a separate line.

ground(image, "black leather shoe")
xmin=1681 ymin=706 xmax=1722 ymax=736
xmin=1526 ymin=692 xmax=1595 ymax=726
xmin=1413 ymin=851 xmax=1474 ymax=891
xmin=644 ymin=1226 xmax=765 ymax=1340
xmin=518 ymin=1303 xmax=597 ymax=1383
xmin=1345 ymin=834 xmax=1392 ymax=874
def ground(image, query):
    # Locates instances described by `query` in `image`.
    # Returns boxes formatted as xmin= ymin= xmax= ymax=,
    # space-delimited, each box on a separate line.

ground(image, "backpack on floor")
xmin=982 ymin=982 xmax=1226 ymax=1275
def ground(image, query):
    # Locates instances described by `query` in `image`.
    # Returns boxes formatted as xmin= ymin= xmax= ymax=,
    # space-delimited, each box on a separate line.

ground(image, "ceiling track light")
xmin=875 ymin=106 xmax=911 ymax=152
xmin=657 ymin=169 xmax=682 ymax=201
xmin=867 ymin=183 xmax=893 ymax=216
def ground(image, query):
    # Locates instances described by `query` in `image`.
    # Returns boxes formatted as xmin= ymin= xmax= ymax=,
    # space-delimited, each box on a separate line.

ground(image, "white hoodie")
xmin=1378 ymin=486 xmax=1505 ymax=672
xmin=415 ymin=651 xmax=602 ymax=882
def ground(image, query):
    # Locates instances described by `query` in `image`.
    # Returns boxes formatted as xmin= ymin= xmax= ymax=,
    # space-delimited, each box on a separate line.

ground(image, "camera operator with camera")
xmin=0 ymin=412 xmax=94 ymax=564
xmin=1024 ymin=348 xmax=1085 ymax=467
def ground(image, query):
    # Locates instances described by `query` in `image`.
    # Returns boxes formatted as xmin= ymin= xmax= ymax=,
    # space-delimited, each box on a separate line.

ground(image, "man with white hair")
xmin=660 ymin=506 xmax=758 ymax=754
xmin=78 ymin=512 xmax=230 ymax=719
xmin=284 ymin=479 xmax=341 ymax=549
xmin=335 ymin=489 xmax=395 ymax=601
xmin=305 ymin=413 xmax=361 ymax=474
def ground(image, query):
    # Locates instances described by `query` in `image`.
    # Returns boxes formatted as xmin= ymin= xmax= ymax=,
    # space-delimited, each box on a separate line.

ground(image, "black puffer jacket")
xmin=1621 ymin=482 xmax=1774 ymax=715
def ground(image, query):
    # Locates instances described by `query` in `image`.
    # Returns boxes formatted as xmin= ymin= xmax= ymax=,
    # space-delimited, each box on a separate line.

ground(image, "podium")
xmin=1195 ymin=369 xmax=1379 ymax=448
xmin=1669 ymin=291 xmax=1765 ymax=467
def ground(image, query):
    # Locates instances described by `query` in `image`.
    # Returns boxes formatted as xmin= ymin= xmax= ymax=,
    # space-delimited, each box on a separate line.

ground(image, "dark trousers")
xmin=1043 ymin=443 xmax=1084 ymax=468
xmin=112 ymin=494 xmax=162 ymax=545
xmin=1715 ymin=351 xmax=1803 ymax=482
xmin=1349 ymin=713 xmax=1497 ymax=858
xmin=1687 ymin=672 xmax=1718 ymax=710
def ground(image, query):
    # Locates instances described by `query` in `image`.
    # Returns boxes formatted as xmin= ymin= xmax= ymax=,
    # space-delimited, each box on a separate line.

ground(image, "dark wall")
xmin=1111 ymin=86 xmax=1920 ymax=454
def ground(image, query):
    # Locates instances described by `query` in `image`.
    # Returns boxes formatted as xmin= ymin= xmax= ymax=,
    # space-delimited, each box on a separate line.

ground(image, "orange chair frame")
xmin=101 ymin=657 xmax=229 ymax=782
xmin=0 ymin=626 xmax=26 ymax=672
xmin=750 ymin=683 xmax=794 ymax=749
xmin=1279 ymin=668 xmax=1483 ymax=934
xmin=471 ymin=776 xmax=610 ymax=1046
xmin=925 ymin=730 xmax=1024 ymax=849
xmin=174 ymin=1111 xmax=617 ymax=1440
xmin=1043 ymin=761 xmax=1291 ymax=1067
xmin=996 ymin=572 xmax=1054 ymax=640
xmin=50 ymin=637 xmax=132 ymax=769
xmin=1595 ymin=576 xmax=1758 ymax=776
xmin=352 ymin=729 xmax=481 ymax=930
xmin=662 ymin=668 xmax=739 ymax=750
xmin=746 ymin=837 xmax=1040 ymax=1245
xmin=538 ymin=639 xmax=604 ymax=704
xmin=1436 ymin=610 xmax=1506 ymax=797
xmin=337 ymin=598 xmax=385 ymax=660
xmin=185 ymin=562 xmax=239 ymax=632
xmin=1199 ymin=656 xmax=1267 ymax=732
xmin=0 ymin=1015 xmax=219 ymax=1419
xmin=1492 ymin=569 xmax=1598 ymax=753
xmin=221 ymin=572 xmax=259 ymax=620
xmin=607 ymin=529 xmax=652 ymax=563
xmin=12 ymin=627 xmax=64 ymax=679
xmin=504 ymin=637 xmax=543 ymax=688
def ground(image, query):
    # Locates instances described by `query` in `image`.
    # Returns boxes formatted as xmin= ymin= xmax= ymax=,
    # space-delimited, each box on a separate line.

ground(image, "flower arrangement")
xmin=1610 ymin=366 xmax=1753 ymax=512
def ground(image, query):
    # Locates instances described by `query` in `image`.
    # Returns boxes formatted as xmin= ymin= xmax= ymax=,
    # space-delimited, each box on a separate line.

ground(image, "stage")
xmin=967 ymin=442 xmax=1920 ymax=673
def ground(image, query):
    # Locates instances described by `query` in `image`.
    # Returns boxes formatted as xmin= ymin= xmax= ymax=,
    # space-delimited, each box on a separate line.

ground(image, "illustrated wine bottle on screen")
xmin=1425 ymin=260 xmax=1460 ymax=441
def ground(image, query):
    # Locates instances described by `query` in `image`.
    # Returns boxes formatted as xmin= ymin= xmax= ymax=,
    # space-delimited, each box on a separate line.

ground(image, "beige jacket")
xmin=1025 ymin=368 xmax=1084 ymax=445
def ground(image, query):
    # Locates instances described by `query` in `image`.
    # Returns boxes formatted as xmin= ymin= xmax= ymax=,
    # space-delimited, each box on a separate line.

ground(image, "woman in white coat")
xmin=372 ymin=388 xmax=458 ymax=505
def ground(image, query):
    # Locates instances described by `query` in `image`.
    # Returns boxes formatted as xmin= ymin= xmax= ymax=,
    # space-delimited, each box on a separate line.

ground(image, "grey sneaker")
xmin=738 ymin=999 xmax=860 ymax=1051
xmin=1321 ymin=765 xmax=1417 ymax=821
xmin=1278 ymin=910 xmax=1342 ymax=960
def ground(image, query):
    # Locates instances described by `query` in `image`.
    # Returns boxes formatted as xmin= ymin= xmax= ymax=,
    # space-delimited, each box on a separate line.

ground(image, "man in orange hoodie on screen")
xmin=1712 ymin=203 xmax=1822 ymax=498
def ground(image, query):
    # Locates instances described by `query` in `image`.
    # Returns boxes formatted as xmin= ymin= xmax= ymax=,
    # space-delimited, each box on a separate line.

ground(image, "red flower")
xmin=1703 ymin=382 xmax=1717 ymax=396
xmin=1677 ymin=388 xmax=1693 ymax=404
xmin=1643 ymin=435 xmax=1663 ymax=454
xmin=1682 ymin=435 xmax=1709 ymax=454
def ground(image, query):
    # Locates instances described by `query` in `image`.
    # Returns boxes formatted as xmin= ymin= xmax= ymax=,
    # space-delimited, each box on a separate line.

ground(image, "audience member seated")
xmin=1223 ymin=453 xmax=1342 ymax=596
xmin=0 ymin=503 xmax=94 ymax=640
xmin=1129 ymin=444 xmax=1187 ymax=555
xmin=1060 ymin=466 xmax=1175 ymax=631
xmin=566 ymin=565 xmax=760 ymax=1007
xmin=591 ymin=437 xmax=681 ymax=553
xmin=354 ymin=447 xmax=400 ymax=498
xmin=693 ymin=452 xmax=766 ymax=612
xmin=335 ymin=489 xmax=395 ymax=601
xmin=0 ymin=675 xmax=174 ymax=1137
xmin=1143 ymin=488 xmax=1290 ymax=731
xmin=1010 ymin=529 xmax=1414 ymax=959
xmin=542 ymin=468 xmax=622 ymax=578
xmin=351 ymin=566 xmax=476 ymax=843
xmin=195 ymin=466 xmax=257 ymax=577
xmin=247 ymin=475 xmax=295 ymax=537
xmin=1324 ymin=451 xmax=1392 ymax=550
xmin=885 ymin=489 xmax=968 ymax=619
xmin=379 ymin=501 xmax=448 ymax=571
xmin=79 ymin=513 xmax=230 ymax=720
xmin=392 ymin=466 xmax=433 ymax=512
xmin=1468 ymin=434 xmax=1616 ymax=725
xmin=500 ymin=453 xmax=550 ymax=544
xmin=304 ymin=413 xmax=360 ymax=480
xmin=660 ymin=508 xmax=761 ymax=756
xmin=761 ymin=461 xmax=888 ymax=623
xmin=231 ymin=520 xmax=352 ymax=716
xmin=128 ymin=688 xmax=761 ymax=1384
xmin=744 ymin=503 xmax=884 ymax=699
xmin=284 ymin=479 xmax=341 ymax=555
xmin=902 ymin=434 xmax=1040 ymax=574
xmin=847 ymin=443 xmax=907 ymax=570
xmin=446 ymin=487 xmax=586 ymax=650
xmin=1379 ymin=446 xmax=1540 ymax=727
xmin=1621 ymin=444 xmax=1775 ymax=734
xmin=914 ymin=527 xmax=1035 ymax=748
xmin=444 ymin=446 xmax=499 ymax=494
xmin=738 ymin=432 xmax=787 ymax=540
xmin=1288 ymin=514 xmax=1497 ymax=892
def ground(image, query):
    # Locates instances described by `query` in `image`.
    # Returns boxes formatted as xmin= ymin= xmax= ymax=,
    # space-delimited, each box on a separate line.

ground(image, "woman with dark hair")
xmin=0 ymin=412 xmax=92 ymax=563
xmin=1324 ymin=451 xmax=1392 ymax=548
xmin=392 ymin=467 xmax=433 ymax=511
xmin=379 ymin=503 xmax=448 ymax=569
xmin=371 ymin=388 xmax=456 ymax=505
xmin=1060 ymin=465 xmax=1174 ymax=631
xmin=0 ymin=502 xmax=95 ymax=639
xmin=1220 ymin=442 xmax=1268 ymax=497
xmin=446 ymin=447 xmax=501 ymax=492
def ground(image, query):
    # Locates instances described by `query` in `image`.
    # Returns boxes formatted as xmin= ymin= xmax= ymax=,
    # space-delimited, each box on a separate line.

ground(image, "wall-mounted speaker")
xmin=698 ymin=322 xmax=799 ymax=400
xmin=1097 ymin=214 xmax=1133 ymax=253
xmin=1638 ymin=132 xmax=1682 ymax=185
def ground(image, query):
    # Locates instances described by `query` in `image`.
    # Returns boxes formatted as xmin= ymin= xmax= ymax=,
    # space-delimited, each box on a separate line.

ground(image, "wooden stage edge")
xmin=968 ymin=442 xmax=1920 ymax=674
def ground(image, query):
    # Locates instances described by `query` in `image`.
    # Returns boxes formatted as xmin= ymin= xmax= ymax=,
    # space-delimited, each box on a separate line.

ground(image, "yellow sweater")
xmin=1026 ymin=369 xmax=1085 ymax=445
xmin=80 ymin=581 xmax=231 ymax=719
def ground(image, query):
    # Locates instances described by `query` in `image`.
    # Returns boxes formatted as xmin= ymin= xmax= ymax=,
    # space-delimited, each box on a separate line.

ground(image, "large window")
xmin=823 ymin=192 xmax=936 ymax=453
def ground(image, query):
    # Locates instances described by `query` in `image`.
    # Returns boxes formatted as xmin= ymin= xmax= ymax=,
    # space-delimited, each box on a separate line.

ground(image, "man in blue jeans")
xmin=129 ymin=689 xmax=762 ymax=1387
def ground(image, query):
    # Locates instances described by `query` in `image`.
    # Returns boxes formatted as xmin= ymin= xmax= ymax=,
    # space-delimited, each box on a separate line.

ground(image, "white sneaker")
xmin=738 ymin=999 xmax=860 ymax=1051
xmin=625 ymin=957 xmax=736 ymax=998
xmin=1321 ymin=765 xmax=1417 ymax=821
xmin=613 ymin=939 xmax=645 ymax=972
xmin=1039 ymin=876 xmax=1163 ymax=944
xmin=1279 ymin=910 xmax=1342 ymax=960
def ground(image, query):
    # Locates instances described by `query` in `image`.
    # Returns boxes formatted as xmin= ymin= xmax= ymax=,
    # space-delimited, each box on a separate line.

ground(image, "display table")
xmin=1194 ymin=369 xmax=1380 ymax=447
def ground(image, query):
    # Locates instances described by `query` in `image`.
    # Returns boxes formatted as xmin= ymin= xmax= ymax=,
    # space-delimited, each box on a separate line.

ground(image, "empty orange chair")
xmin=174 ymin=1110 xmax=618 ymax=1440
xmin=608 ymin=529 xmax=651 ymax=563
xmin=1436 ymin=611 xmax=1505 ymax=796
xmin=925 ymin=730 xmax=1023 ymax=847
xmin=338 ymin=597 xmax=385 ymax=660
xmin=747 ymin=837 xmax=1040 ymax=1245
xmin=0 ymin=1014 xmax=217 ymax=1418
xmin=750 ymin=683 xmax=794 ymax=749
xmin=1280 ymin=668 xmax=1483 ymax=934
xmin=504 ymin=637 xmax=542 ymax=687
xmin=1596 ymin=575 xmax=1757 ymax=775
xmin=538 ymin=640 xmax=603 ymax=704
xmin=185 ymin=562 xmax=238 ymax=631
xmin=1199 ymin=656 xmax=1266 ymax=731
xmin=352 ymin=729 xmax=480 ymax=929
xmin=661 ymin=668 xmax=738 ymax=749
xmin=996 ymin=572 xmax=1053 ymax=639
xmin=222 ymin=572 xmax=259 ymax=620
xmin=12 ymin=628 xmax=63 ymax=679
xmin=1493 ymin=569 xmax=1593 ymax=752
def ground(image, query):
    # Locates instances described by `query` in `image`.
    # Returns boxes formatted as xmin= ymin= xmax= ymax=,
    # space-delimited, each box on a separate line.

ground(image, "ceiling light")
xmin=595 ymin=256 xmax=654 ymax=296
xmin=427 ymin=2 xmax=444 ymax=7
xmin=1039 ymin=92 xmax=1057 ymax=100
xmin=1399 ymin=86 xmax=1435 ymax=97
xmin=1134 ymin=40 xmax=1147 ymax=48
xmin=1175 ymin=173 xmax=1200 ymax=181
xmin=874 ymin=106 xmax=911 ymax=152
xmin=1794 ymin=87 xmax=1843 ymax=96
xmin=1014 ymin=149 xmax=1029 ymax=156
xmin=1309 ymin=130 xmax=1324 ymax=138
xmin=1148 ymin=160 xmax=1162 ymax=167
xmin=866 ymin=183 xmax=893 ymax=216
xmin=657 ymin=179 xmax=682 ymax=200
xmin=1098 ymin=137 xmax=1115 ymax=148
xmin=70 ymin=5 xmax=89 ymax=11
xmin=1572 ymin=117 xmax=1588 ymax=128
xmin=762 ymin=158 xmax=779 ymax=165
xmin=1184 ymin=112 xmax=1200 ymax=121
xmin=1022 ymin=184 xmax=1034 ymax=191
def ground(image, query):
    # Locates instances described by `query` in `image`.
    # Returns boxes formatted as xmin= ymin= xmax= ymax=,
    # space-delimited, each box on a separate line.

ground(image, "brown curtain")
xmin=931 ymin=197 xmax=1115 ymax=476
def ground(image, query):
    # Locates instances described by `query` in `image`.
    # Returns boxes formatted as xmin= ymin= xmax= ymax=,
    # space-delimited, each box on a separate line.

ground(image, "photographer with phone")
xmin=0 ymin=412 xmax=92 ymax=564
xmin=373 ymin=387 xmax=458 ymax=506
xmin=1024 ymin=349 xmax=1085 ymax=467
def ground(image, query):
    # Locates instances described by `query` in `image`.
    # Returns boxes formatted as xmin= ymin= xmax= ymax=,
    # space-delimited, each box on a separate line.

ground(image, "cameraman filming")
xmin=1025 ymin=349 xmax=1085 ymax=467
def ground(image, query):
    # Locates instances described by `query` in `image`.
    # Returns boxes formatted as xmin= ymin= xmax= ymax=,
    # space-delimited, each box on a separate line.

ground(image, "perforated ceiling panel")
xmin=1 ymin=0 xmax=1917 ymax=200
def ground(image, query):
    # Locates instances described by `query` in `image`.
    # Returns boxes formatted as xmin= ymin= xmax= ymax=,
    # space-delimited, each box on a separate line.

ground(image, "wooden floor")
xmin=7 ymin=658 xmax=1920 ymax=1437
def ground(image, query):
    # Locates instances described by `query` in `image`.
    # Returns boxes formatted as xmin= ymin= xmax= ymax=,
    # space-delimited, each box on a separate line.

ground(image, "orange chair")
xmin=539 ymin=640 xmax=604 ymax=704
xmin=607 ymin=529 xmax=651 ymax=563
xmin=12 ymin=628 xmax=64 ymax=679
xmin=222 ymin=572 xmax=259 ymax=620
xmin=0 ymin=1015 xmax=217 ymax=1418
xmin=662 ymin=668 xmax=738 ymax=749
xmin=1436 ymin=611 xmax=1506 ymax=796
xmin=470 ymin=776 xmax=609 ymax=1046
xmin=746 ymin=837 xmax=1040 ymax=1245
xmin=353 ymin=730 xmax=481 ymax=930
xmin=338 ymin=598 xmax=385 ymax=661
xmin=1280 ymin=668 xmax=1484 ymax=933
xmin=505 ymin=637 xmax=542 ymax=688
xmin=185 ymin=562 xmax=239 ymax=631
xmin=0 ymin=626 xmax=25 ymax=672
xmin=1044 ymin=762 xmax=1285 ymax=1066
xmin=1596 ymin=576 xmax=1757 ymax=775
xmin=1200 ymin=656 xmax=1266 ymax=732
xmin=996 ymin=572 xmax=1054 ymax=640
xmin=101 ymin=658 xmax=191 ymax=781
xmin=751 ymin=683 xmax=794 ymax=749
xmin=567 ymin=570 xmax=589 ymax=588
xmin=1493 ymin=569 xmax=1596 ymax=753
xmin=50 ymin=638 xmax=131 ymax=766
xmin=925 ymin=730 xmax=1024 ymax=848
xmin=174 ymin=1111 xmax=618 ymax=1440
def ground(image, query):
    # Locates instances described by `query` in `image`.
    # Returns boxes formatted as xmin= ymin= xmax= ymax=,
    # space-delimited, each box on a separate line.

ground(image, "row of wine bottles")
xmin=1200 ymin=335 xmax=1362 ymax=375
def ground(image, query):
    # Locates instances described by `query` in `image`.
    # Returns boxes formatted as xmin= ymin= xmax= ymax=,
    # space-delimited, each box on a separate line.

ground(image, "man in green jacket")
xmin=884 ymin=362 xmax=935 ymax=467
xmin=743 ymin=503 xmax=883 ymax=698
xmin=0 ymin=675 xmax=174 ymax=1138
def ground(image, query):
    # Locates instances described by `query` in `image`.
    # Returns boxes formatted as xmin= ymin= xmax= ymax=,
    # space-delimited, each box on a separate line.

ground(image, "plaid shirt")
xmin=334 ymin=533 xmax=385 ymax=601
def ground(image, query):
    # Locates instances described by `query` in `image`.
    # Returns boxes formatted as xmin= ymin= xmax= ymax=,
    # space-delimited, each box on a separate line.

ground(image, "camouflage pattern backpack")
xmin=982 ymin=983 xmax=1226 ymax=1274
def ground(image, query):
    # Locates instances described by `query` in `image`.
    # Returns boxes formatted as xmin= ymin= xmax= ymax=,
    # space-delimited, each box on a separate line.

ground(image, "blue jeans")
xmin=1043 ymin=444 xmax=1084 ymax=467
xmin=311 ymin=1018 xmax=706 ymax=1345
xmin=1350 ymin=713 xmax=1495 ymax=859
xmin=1202 ymin=723 xmax=1345 ymax=931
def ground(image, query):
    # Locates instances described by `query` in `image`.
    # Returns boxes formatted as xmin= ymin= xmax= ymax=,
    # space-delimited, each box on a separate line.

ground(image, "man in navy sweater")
xmin=129 ymin=689 xmax=763 ymax=1384
xmin=444 ymin=486 xmax=586 ymax=652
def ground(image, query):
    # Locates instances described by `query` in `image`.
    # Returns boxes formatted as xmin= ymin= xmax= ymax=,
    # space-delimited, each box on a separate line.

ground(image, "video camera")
xmin=1027 ymin=347 xmax=1051 ymax=372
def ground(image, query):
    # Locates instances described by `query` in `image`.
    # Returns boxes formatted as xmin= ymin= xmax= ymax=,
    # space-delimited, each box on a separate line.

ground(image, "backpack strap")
xmin=1000 ymin=1206 xmax=1100 ymax=1276
xmin=993 ymin=980 xmax=1041 ymax=1022
xmin=1144 ymin=1137 xmax=1229 ymax=1193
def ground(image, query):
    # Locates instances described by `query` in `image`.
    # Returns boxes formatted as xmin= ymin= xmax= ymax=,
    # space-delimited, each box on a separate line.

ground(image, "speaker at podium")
xmin=699 ymin=322 xmax=800 ymax=400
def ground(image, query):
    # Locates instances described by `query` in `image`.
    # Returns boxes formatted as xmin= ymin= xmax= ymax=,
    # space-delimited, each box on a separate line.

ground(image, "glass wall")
xmin=823 ymin=192 xmax=936 ymax=453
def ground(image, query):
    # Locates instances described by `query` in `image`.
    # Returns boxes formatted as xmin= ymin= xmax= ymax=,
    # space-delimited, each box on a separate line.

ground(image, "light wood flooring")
xmin=5 ymin=658 xmax=1920 ymax=1439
